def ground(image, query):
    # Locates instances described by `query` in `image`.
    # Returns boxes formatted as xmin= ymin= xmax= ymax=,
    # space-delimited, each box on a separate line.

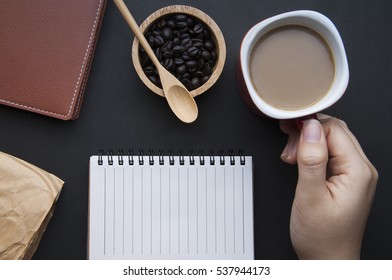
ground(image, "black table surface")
xmin=1 ymin=0 xmax=391 ymax=260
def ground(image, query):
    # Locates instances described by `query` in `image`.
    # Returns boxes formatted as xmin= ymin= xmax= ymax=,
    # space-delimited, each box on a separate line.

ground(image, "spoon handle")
xmin=113 ymin=0 xmax=161 ymax=67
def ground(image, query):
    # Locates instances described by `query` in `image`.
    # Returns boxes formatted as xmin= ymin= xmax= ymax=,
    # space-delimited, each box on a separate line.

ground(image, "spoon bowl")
xmin=114 ymin=0 xmax=198 ymax=123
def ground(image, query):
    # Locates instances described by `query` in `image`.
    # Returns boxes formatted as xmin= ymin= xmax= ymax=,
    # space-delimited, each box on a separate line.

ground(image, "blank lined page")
xmin=88 ymin=154 xmax=253 ymax=259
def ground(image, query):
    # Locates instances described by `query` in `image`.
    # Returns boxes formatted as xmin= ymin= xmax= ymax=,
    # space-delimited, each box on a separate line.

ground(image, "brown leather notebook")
xmin=0 ymin=0 xmax=107 ymax=120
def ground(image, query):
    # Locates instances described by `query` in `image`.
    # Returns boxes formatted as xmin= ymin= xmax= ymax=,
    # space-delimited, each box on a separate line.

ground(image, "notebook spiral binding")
xmin=97 ymin=149 xmax=246 ymax=166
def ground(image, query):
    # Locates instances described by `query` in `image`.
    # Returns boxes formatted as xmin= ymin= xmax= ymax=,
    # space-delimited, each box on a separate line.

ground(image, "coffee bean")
xmin=197 ymin=58 xmax=204 ymax=70
xmin=144 ymin=66 xmax=155 ymax=76
xmin=162 ymin=27 xmax=173 ymax=40
xmin=193 ymin=70 xmax=203 ymax=78
xmin=163 ymin=58 xmax=173 ymax=69
xmin=172 ymin=37 xmax=181 ymax=46
xmin=173 ymin=45 xmax=185 ymax=53
xmin=187 ymin=46 xmax=199 ymax=58
xmin=193 ymin=23 xmax=204 ymax=34
xmin=166 ymin=20 xmax=175 ymax=29
xmin=201 ymin=75 xmax=210 ymax=84
xmin=204 ymin=40 xmax=215 ymax=51
xmin=174 ymin=57 xmax=184 ymax=65
xmin=176 ymin=21 xmax=188 ymax=29
xmin=191 ymin=77 xmax=201 ymax=89
xmin=181 ymin=38 xmax=192 ymax=49
xmin=182 ymin=72 xmax=192 ymax=80
xmin=182 ymin=51 xmax=191 ymax=60
xmin=181 ymin=79 xmax=192 ymax=89
xmin=154 ymin=36 xmax=165 ymax=47
xmin=185 ymin=60 xmax=197 ymax=72
xmin=201 ymin=50 xmax=211 ymax=61
xmin=176 ymin=65 xmax=187 ymax=75
xmin=175 ymin=14 xmax=187 ymax=21
xmin=157 ymin=18 xmax=166 ymax=29
xmin=161 ymin=41 xmax=172 ymax=52
xmin=162 ymin=50 xmax=174 ymax=59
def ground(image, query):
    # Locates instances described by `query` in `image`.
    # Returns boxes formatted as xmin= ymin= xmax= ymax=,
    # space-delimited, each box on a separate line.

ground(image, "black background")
xmin=1 ymin=0 xmax=391 ymax=260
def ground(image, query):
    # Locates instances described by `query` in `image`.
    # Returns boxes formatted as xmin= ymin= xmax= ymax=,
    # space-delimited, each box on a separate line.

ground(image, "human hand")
xmin=280 ymin=114 xmax=378 ymax=259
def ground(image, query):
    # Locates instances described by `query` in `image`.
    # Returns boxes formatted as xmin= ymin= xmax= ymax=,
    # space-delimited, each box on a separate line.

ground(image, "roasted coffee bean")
xmin=187 ymin=17 xmax=195 ymax=28
xmin=174 ymin=57 xmax=184 ymax=65
xmin=185 ymin=60 xmax=197 ymax=72
xmin=203 ymin=28 xmax=211 ymax=39
xmin=193 ymin=23 xmax=204 ymax=34
xmin=172 ymin=37 xmax=181 ymax=46
xmin=147 ymin=34 xmax=154 ymax=45
xmin=201 ymin=75 xmax=210 ymax=84
xmin=163 ymin=58 xmax=173 ymax=69
xmin=202 ymin=64 xmax=213 ymax=76
xmin=162 ymin=27 xmax=173 ymax=40
xmin=161 ymin=41 xmax=172 ymax=52
xmin=182 ymin=72 xmax=192 ymax=80
xmin=157 ymin=18 xmax=166 ymax=29
xmin=180 ymin=33 xmax=191 ymax=39
xmin=148 ymin=75 xmax=160 ymax=86
xmin=176 ymin=65 xmax=187 ymax=75
xmin=191 ymin=77 xmax=201 ymax=89
xmin=153 ymin=35 xmax=165 ymax=46
xmin=181 ymin=79 xmax=192 ymax=89
xmin=154 ymin=47 xmax=162 ymax=61
xmin=144 ymin=66 xmax=155 ymax=76
xmin=204 ymin=40 xmax=215 ymax=51
xmin=193 ymin=70 xmax=203 ymax=78
xmin=201 ymin=50 xmax=211 ymax=61
xmin=166 ymin=20 xmax=175 ymax=29
xmin=176 ymin=21 xmax=188 ymax=29
xmin=173 ymin=45 xmax=185 ymax=53
xmin=175 ymin=14 xmax=187 ymax=21
xmin=187 ymin=46 xmax=199 ymax=58
xmin=162 ymin=50 xmax=174 ymax=59
xmin=181 ymin=38 xmax=192 ymax=49
xmin=182 ymin=51 xmax=191 ymax=60
xmin=197 ymin=58 xmax=204 ymax=70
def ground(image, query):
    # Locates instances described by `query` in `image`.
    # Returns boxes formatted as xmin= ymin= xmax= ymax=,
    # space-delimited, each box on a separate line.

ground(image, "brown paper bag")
xmin=0 ymin=152 xmax=64 ymax=259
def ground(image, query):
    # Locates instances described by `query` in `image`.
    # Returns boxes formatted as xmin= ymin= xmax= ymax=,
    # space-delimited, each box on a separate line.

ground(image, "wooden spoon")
xmin=114 ymin=0 xmax=198 ymax=123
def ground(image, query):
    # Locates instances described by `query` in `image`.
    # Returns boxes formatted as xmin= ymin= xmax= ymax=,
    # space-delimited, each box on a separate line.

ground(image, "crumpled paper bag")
xmin=0 ymin=152 xmax=64 ymax=259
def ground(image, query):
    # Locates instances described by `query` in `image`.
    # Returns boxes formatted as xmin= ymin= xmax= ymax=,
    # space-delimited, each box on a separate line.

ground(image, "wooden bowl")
xmin=131 ymin=5 xmax=226 ymax=97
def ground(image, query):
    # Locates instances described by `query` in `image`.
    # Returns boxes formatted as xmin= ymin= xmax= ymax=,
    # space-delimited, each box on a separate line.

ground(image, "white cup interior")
xmin=240 ymin=10 xmax=349 ymax=119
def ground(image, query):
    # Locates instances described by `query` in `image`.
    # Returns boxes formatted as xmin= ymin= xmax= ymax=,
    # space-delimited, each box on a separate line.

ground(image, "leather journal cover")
xmin=0 ymin=0 xmax=107 ymax=120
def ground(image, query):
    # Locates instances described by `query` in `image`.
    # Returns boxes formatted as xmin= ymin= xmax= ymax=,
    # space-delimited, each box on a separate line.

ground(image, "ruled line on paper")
xmin=122 ymin=168 xmax=125 ymax=255
xmin=169 ymin=167 xmax=171 ymax=255
xmin=196 ymin=168 xmax=199 ymax=255
xmin=187 ymin=167 xmax=190 ymax=255
xmin=150 ymin=168 xmax=153 ymax=255
xmin=141 ymin=168 xmax=144 ymax=255
xmin=233 ymin=168 xmax=235 ymax=254
xmin=214 ymin=167 xmax=217 ymax=254
xmin=224 ymin=167 xmax=226 ymax=254
xmin=205 ymin=168 xmax=208 ymax=255
xmin=242 ymin=166 xmax=245 ymax=254
xmin=178 ymin=167 xmax=180 ymax=255
xmin=160 ymin=167 xmax=162 ymax=255
xmin=131 ymin=167 xmax=134 ymax=255
xmin=104 ymin=168 xmax=106 ymax=255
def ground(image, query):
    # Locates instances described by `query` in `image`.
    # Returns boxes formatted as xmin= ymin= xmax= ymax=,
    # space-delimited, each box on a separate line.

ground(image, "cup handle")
xmin=295 ymin=113 xmax=318 ymax=129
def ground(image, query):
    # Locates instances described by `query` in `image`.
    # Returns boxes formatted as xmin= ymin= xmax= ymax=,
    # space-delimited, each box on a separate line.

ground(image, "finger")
xmin=279 ymin=119 xmax=299 ymax=135
xmin=281 ymin=131 xmax=300 ymax=164
xmin=296 ymin=119 xmax=329 ymax=196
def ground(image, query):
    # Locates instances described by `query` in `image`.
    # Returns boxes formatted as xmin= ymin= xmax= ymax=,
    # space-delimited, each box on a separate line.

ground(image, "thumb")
xmin=296 ymin=119 xmax=329 ymax=195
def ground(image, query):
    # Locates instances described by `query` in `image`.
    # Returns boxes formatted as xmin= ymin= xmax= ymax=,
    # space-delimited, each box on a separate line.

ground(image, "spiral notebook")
xmin=88 ymin=151 xmax=254 ymax=259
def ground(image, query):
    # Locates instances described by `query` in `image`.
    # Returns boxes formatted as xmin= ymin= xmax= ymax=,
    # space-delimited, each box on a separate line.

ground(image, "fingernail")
xmin=303 ymin=119 xmax=322 ymax=143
